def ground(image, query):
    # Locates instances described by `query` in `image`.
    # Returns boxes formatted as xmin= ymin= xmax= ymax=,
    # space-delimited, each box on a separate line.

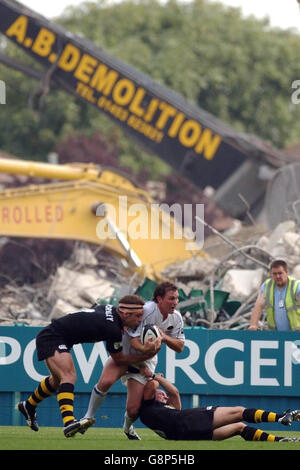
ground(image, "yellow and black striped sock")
xmin=57 ymin=383 xmax=75 ymax=427
xmin=243 ymin=408 xmax=281 ymax=424
xmin=241 ymin=426 xmax=281 ymax=442
xmin=26 ymin=376 xmax=56 ymax=413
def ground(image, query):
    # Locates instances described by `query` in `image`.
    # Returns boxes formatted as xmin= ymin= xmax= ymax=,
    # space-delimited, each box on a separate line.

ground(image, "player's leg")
xmin=83 ymin=357 xmax=127 ymax=420
xmin=212 ymin=421 xmax=245 ymax=440
xmin=26 ymin=375 xmax=59 ymax=410
xmin=212 ymin=422 xmax=287 ymax=442
xmin=46 ymin=351 xmax=81 ymax=436
xmin=18 ymin=375 xmax=59 ymax=431
xmin=213 ymin=406 xmax=288 ymax=428
xmin=212 ymin=406 xmax=245 ymax=428
xmin=123 ymin=355 xmax=158 ymax=440
xmin=123 ymin=378 xmax=145 ymax=440
xmin=17 ymin=328 xmax=61 ymax=431
xmin=212 ymin=407 xmax=300 ymax=442
xmin=243 ymin=407 xmax=300 ymax=426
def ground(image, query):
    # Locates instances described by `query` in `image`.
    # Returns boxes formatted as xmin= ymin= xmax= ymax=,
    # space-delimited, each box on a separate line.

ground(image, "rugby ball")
xmin=140 ymin=324 xmax=160 ymax=344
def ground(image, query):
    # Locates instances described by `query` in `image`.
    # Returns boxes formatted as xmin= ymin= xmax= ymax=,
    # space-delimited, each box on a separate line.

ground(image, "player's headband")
xmin=118 ymin=304 xmax=144 ymax=310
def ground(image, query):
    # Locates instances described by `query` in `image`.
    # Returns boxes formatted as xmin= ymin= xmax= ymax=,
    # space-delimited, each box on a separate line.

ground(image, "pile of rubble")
xmin=162 ymin=220 xmax=300 ymax=329
xmin=1 ymin=220 xmax=300 ymax=329
xmin=0 ymin=244 xmax=129 ymax=326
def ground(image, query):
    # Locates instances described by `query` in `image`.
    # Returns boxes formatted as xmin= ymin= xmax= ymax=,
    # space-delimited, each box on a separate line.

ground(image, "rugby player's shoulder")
xmin=173 ymin=309 xmax=184 ymax=320
xmin=143 ymin=301 xmax=157 ymax=314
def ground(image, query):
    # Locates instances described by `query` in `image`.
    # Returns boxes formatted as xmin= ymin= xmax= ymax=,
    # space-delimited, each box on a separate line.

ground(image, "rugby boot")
xmin=17 ymin=401 xmax=39 ymax=432
xmin=278 ymin=437 xmax=300 ymax=442
xmin=64 ymin=420 xmax=81 ymax=437
xmin=78 ymin=417 xmax=96 ymax=434
xmin=124 ymin=425 xmax=141 ymax=440
xmin=278 ymin=409 xmax=300 ymax=426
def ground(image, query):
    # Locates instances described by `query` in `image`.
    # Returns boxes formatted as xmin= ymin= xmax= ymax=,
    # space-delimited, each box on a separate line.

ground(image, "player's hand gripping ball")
xmin=140 ymin=324 xmax=160 ymax=344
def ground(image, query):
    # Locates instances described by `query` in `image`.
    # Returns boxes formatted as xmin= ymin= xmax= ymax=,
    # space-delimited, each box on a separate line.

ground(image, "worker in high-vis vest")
xmin=248 ymin=259 xmax=300 ymax=331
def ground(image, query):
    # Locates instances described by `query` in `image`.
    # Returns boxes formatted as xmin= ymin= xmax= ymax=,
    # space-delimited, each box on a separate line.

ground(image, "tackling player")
xmin=17 ymin=295 xmax=159 ymax=437
xmin=139 ymin=367 xmax=300 ymax=442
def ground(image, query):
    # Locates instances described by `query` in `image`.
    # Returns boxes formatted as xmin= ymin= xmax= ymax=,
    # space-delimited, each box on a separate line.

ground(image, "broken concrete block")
xmin=49 ymin=299 xmax=77 ymax=320
xmin=81 ymin=280 xmax=115 ymax=304
xmin=47 ymin=266 xmax=117 ymax=308
xmin=222 ymin=268 xmax=264 ymax=301
xmin=256 ymin=235 xmax=270 ymax=252
xmin=47 ymin=267 xmax=96 ymax=307
xmin=292 ymin=264 xmax=300 ymax=279
xmin=72 ymin=246 xmax=98 ymax=266
xmin=283 ymin=232 xmax=300 ymax=256
xmin=161 ymin=257 xmax=219 ymax=280
xmin=267 ymin=220 xmax=296 ymax=249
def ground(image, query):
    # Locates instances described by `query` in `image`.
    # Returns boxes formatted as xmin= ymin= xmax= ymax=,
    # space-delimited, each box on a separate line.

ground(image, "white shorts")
xmin=121 ymin=355 xmax=158 ymax=386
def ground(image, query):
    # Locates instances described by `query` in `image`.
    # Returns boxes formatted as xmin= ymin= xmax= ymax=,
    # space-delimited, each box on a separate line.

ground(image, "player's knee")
xmin=61 ymin=369 xmax=77 ymax=384
xmin=97 ymin=377 xmax=114 ymax=392
xmin=126 ymin=403 xmax=140 ymax=417
xmin=236 ymin=422 xmax=246 ymax=434
xmin=50 ymin=375 xmax=60 ymax=390
xmin=232 ymin=406 xmax=245 ymax=417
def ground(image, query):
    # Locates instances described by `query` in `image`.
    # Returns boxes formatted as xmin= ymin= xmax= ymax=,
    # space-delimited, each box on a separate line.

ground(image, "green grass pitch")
xmin=0 ymin=426 xmax=300 ymax=451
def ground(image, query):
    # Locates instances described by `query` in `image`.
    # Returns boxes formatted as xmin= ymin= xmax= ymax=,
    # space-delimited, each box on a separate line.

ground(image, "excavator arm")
xmin=0 ymin=157 xmax=205 ymax=279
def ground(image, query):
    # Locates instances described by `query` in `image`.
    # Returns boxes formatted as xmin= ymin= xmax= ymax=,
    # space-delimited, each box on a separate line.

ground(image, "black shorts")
xmin=36 ymin=324 xmax=71 ymax=361
xmin=176 ymin=406 xmax=217 ymax=440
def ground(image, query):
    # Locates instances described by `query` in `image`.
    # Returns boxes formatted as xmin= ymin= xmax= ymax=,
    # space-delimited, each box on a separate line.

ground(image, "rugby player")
xmin=139 ymin=368 xmax=300 ymax=442
xmin=17 ymin=295 xmax=160 ymax=437
xmin=82 ymin=282 xmax=185 ymax=440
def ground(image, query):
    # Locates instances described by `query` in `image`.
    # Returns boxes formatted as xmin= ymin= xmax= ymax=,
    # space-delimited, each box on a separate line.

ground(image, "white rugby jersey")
xmin=123 ymin=300 xmax=185 ymax=354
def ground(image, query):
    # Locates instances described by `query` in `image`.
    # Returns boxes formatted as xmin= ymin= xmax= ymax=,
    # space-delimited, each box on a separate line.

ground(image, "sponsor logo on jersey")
xmin=105 ymin=304 xmax=114 ymax=322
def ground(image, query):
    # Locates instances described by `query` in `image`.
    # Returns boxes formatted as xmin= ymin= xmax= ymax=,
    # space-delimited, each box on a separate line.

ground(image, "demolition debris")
xmin=1 ymin=220 xmax=300 ymax=329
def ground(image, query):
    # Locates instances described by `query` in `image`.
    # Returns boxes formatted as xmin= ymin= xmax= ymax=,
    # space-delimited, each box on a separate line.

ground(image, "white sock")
xmin=84 ymin=385 xmax=107 ymax=419
xmin=123 ymin=411 xmax=137 ymax=432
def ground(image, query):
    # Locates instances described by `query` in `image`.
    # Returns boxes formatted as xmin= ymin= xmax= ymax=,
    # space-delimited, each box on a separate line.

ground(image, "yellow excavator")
xmin=0 ymin=157 xmax=206 ymax=280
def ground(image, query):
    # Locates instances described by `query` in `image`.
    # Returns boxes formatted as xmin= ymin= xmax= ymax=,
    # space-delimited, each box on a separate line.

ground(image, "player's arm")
xmin=248 ymin=291 xmax=266 ymax=330
xmin=158 ymin=328 xmax=184 ymax=353
xmin=130 ymin=336 xmax=161 ymax=354
xmin=110 ymin=349 xmax=157 ymax=366
xmin=107 ymin=323 xmax=160 ymax=365
xmin=296 ymin=286 xmax=300 ymax=304
xmin=153 ymin=373 xmax=181 ymax=410
xmin=141 ymin=367 xmax=181 ymax=410
xmin=143 ymin=376 xmax=159 ymax=400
